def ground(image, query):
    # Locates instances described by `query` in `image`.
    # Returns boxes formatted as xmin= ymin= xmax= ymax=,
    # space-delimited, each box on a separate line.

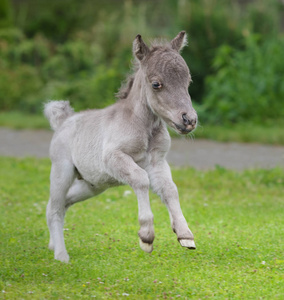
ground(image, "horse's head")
xmin=133 ymin=31 xmax=197 ymax=134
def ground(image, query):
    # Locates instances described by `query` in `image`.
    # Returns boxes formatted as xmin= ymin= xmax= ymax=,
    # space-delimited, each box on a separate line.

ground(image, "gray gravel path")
xmin=1 ymin=128 xmax=284 ymax=170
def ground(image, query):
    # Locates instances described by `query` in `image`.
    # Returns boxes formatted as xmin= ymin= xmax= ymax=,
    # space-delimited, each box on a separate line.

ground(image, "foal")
xmin=45 ymin=31 xmax=198 ymax=262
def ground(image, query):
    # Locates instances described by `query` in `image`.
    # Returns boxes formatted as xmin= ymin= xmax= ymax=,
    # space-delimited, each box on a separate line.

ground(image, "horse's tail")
xmin=44 ymin=101 xmax=74 ymax=131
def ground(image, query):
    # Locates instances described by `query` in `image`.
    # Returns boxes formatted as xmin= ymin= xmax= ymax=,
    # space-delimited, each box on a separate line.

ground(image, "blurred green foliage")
xmin=175 ymin=0 xmax=283 ymax=105
xmin=0 ymin=0 xmax=283 ymax=124
xmin=0 ymin=0 xmax=13 ymax=28
xmin=202 ymin=34 xmax=284 ymax=124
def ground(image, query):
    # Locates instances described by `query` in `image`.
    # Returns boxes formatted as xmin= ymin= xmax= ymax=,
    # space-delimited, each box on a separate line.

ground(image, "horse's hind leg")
xmin=46 ymin=160 xmax=75 ymax=263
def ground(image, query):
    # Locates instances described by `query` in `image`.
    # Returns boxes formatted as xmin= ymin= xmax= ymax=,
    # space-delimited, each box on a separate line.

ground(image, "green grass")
xmin=1 ymin=111 xmax=284 ymax=145
xmin=0 ymin=157 xmax=283 ymax=299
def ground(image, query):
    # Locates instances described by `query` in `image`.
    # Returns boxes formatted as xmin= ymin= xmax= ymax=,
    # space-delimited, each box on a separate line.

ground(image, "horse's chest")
xmin=129 ymin=142 xmax=166 ymax=168
xmin=129 ymin=130 xmax=170 ymax=167
xmin=128 ymin=145 xmax=150 ymax=167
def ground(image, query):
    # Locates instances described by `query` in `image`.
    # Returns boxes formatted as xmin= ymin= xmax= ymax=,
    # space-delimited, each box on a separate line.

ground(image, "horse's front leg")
xmin=147 ymin=160 xmax=196 ymax=249
xmin=104 ymin=150 xmax=154 ymax=253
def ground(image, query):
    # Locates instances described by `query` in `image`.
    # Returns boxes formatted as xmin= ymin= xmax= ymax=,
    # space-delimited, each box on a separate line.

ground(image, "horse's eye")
xmin=152 ymin=82 xmax=162 ymax=89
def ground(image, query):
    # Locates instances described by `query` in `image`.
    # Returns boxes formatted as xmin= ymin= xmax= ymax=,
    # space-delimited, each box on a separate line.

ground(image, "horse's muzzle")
xmin=173 ymin=113 xmax=197 ymax=134
xmin=174 ymin=123 xmax=195 ymax=134
xmin=182 ymin=113 xmax=196 ymax=126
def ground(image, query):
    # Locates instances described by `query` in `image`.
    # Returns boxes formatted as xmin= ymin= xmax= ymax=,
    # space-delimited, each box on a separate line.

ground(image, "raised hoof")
xmin=139 ymin=238 xmax=153 ymax=253
xmin=179 ymin=239 xmax=196 ymax=250
xmin=55 ymin=251 xmax=70 ymax=263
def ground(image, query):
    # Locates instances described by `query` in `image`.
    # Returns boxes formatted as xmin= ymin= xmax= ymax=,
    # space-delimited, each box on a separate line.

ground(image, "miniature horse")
xmin=44 ymin=31 xmax=197 ymax=262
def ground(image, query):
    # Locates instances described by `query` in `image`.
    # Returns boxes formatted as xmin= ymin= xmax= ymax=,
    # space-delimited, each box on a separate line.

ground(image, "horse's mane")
xmin=116 ymin=60 xmax=139 ymax=101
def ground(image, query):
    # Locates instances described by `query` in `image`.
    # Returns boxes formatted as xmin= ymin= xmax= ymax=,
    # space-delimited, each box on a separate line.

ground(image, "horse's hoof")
xmin=179 ymin=239 xmax=196 ymax=249
xmin=139 ymin=238 xmax=153 ymax=253
xmin=55 ymin=251 xmax=70 ymax=263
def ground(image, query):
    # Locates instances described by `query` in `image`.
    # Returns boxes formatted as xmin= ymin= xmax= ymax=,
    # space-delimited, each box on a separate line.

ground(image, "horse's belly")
xmin=78 ymin=167 xmax=121 ymax=189
xmin=73 ymin=152 xmax=120 ymax=189
xmin=89 ymin=173 xmax=120 ymax=189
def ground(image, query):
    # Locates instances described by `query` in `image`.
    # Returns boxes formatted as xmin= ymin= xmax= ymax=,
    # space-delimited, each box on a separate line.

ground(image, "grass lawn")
xmin=1 ymin=111 xmax=284 ymax=145
xmin=0 ymin=157 xmax=283 ymax=299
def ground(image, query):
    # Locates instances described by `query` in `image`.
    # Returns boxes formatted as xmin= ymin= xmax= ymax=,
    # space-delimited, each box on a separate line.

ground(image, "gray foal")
xmin=44 ymin=31 xmax=198 ymax=262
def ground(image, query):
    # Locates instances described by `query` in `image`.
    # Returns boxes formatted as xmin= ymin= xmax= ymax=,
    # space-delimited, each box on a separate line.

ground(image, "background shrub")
xmin=202 ymin=34 xmax=284 ymax=124
xmin=0 ymin=64 xmax=43 ymax=112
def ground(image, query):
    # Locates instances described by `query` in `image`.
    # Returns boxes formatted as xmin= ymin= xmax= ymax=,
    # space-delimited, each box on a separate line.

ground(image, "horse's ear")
xmin=133 ymin=34 xmax=149 ymax=61
xmin=171 ymin=31 xmax=187 ymax=52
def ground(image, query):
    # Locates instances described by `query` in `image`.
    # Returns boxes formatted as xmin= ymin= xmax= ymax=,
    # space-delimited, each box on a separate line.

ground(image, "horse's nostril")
xmin=182 ymin=113 xmax=190 ymax=125
xmin=182 ymin=113 xmax=196 ymax=127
